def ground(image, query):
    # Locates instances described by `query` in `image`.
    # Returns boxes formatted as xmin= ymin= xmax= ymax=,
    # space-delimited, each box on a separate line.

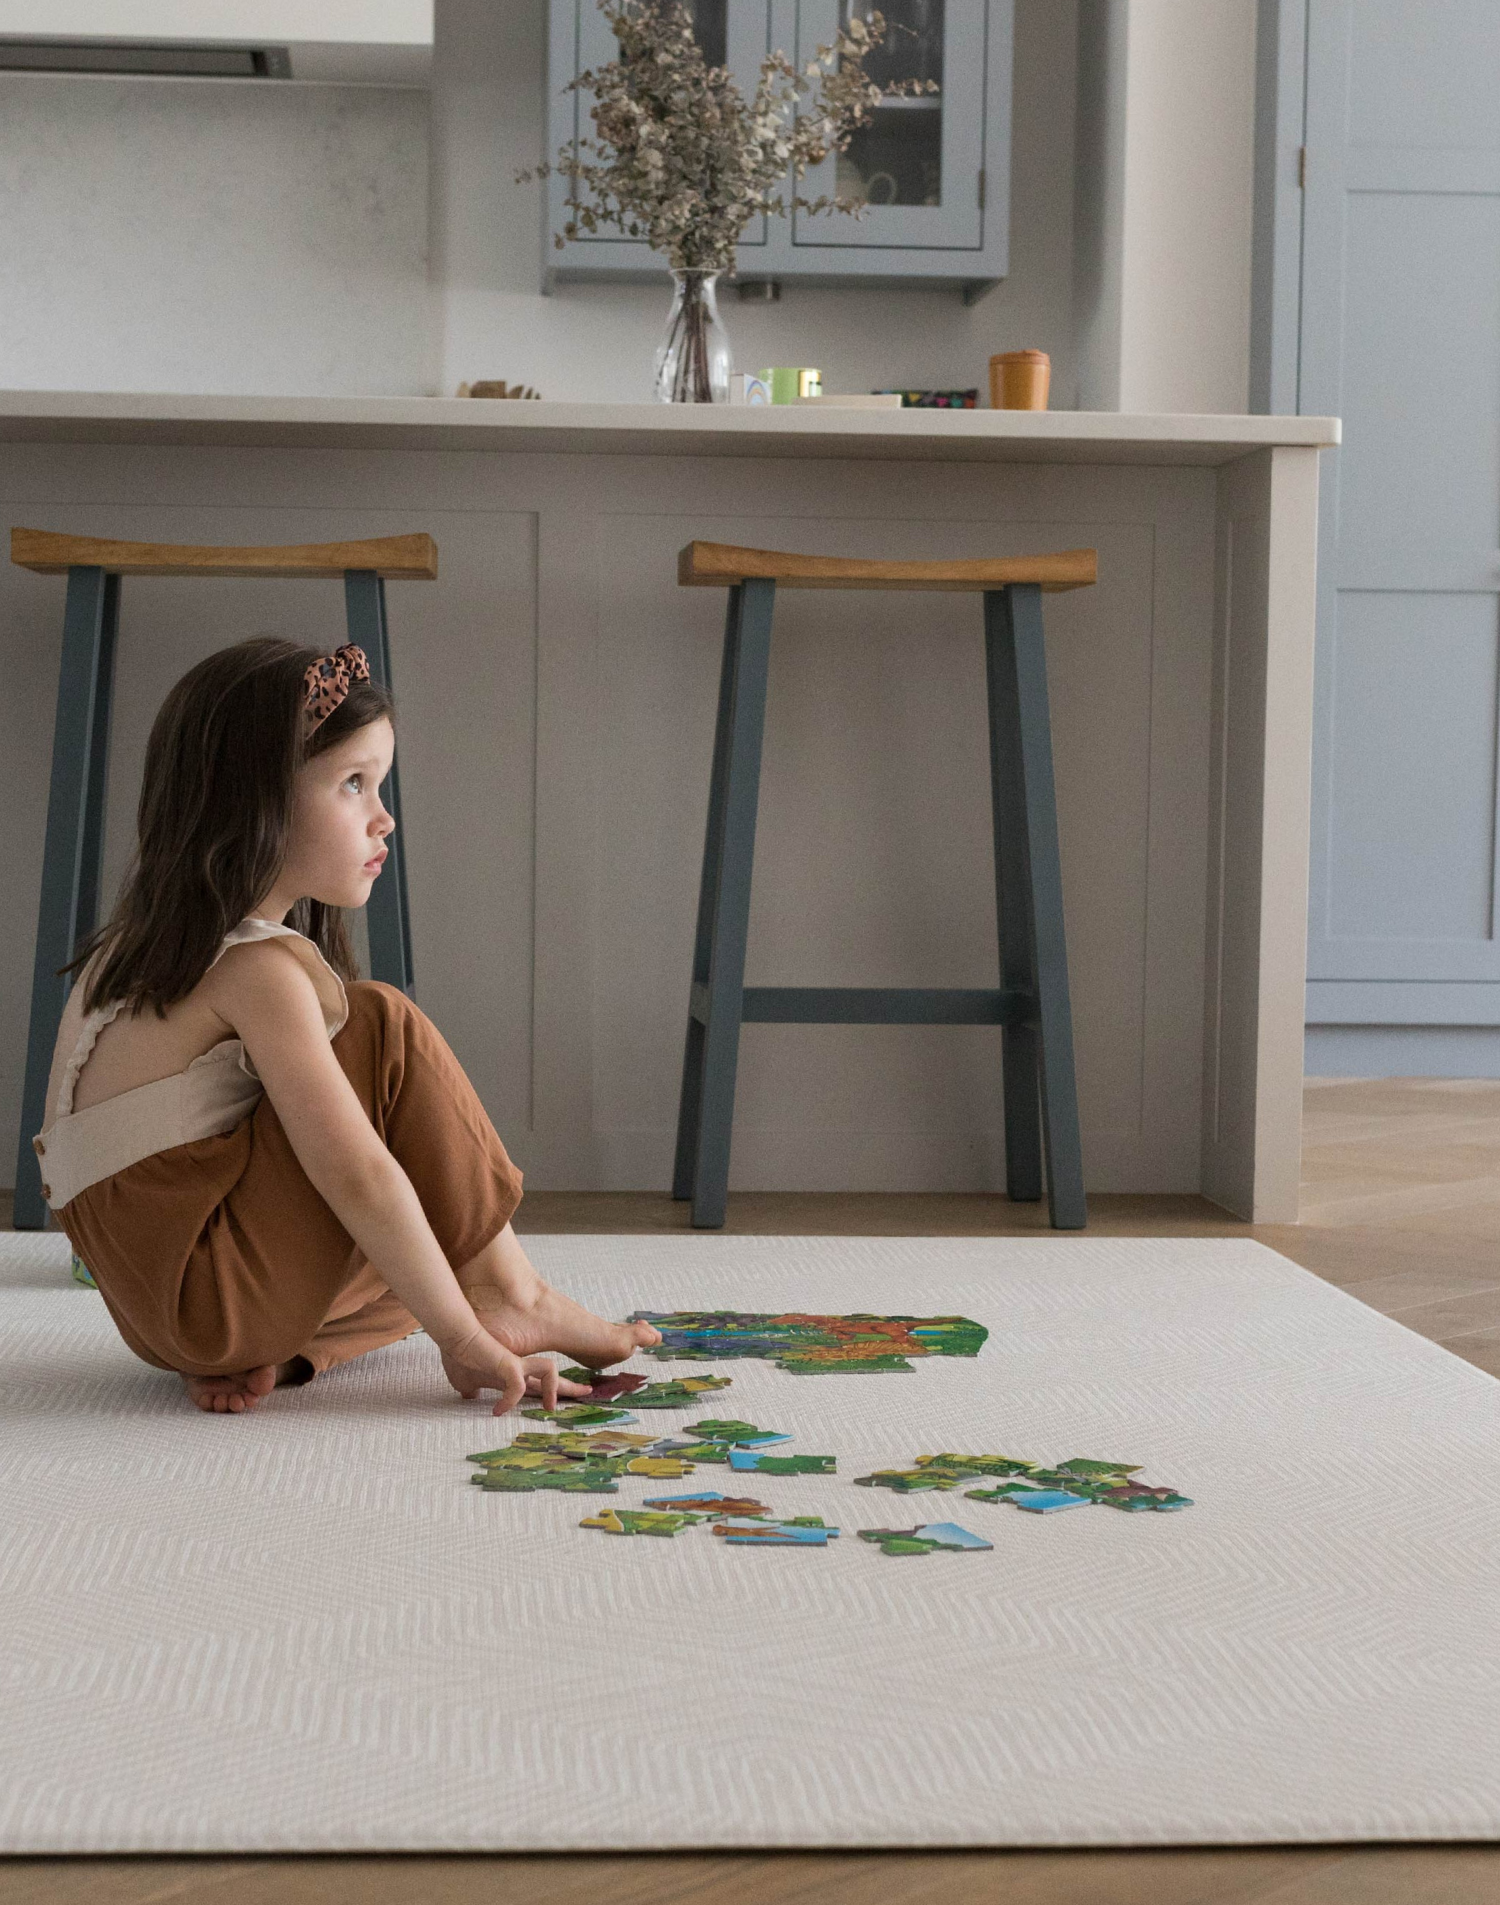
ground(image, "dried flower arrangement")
xmin=519 ymin=1 xmax=934 ymax=401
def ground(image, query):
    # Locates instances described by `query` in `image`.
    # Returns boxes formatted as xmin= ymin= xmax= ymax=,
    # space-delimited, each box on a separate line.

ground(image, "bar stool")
xmin=672 ymin=539 xmax=1097 ymax=1232
xmin=11 ymin=527 xmax=437 ymax=1232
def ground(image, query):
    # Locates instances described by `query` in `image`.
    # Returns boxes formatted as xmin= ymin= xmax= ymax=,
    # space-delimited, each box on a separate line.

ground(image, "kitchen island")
xmin=0 ymin=396 xmax=1337 ymax=1219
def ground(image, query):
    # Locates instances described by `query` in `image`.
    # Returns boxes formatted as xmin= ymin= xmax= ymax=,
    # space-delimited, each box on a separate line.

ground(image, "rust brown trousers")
xmin=57 ymin=982 xmax=524 ymax=1379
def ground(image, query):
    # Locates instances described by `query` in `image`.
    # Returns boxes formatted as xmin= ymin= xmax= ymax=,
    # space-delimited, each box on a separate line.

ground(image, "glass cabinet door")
xmin=571 ymin=1 xmax=773 ymax=251
xmin=791 ymin=0 xmax=985 ymax=251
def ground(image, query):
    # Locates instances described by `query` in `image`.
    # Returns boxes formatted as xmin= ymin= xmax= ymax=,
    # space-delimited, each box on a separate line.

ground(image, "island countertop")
xmin=0 ymin=390 xmax=1339 ymax=465
xmin=1 ymin=392 xmax=1334 ymax=1222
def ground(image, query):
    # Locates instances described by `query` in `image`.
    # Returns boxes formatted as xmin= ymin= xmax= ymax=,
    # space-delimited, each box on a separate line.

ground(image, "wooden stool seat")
xmin=11 ymin=524 xmax=434 ymax=1231
xmin=12 ymin=528 xmax=437 ymax=581
xmin=671 ymin=540 xmax=1095 ymax=1231
xmin=678 ymin=540 xmax=1097 ymax=593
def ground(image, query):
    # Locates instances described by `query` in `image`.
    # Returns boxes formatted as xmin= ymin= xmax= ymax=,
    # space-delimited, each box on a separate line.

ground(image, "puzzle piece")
xmin=557 ymin=1369 xmax=648 ymax=1404
xmin=580 ymin=1508 xmax=701 ymax=1537
xmin=728 ymin=1451 xmax=835 ymax=1475
xmin=857 ymin=1522 xmax=994 ymax=1556
xmin=1094 ymin=1486 xmax=1194 ymax=1511
xmin=625 ymin=1455 xmax=697 ymax=1478
xmin=854 ymin=1468 xmax=965 ymax=1493
xmin=1057 ymin=1457 xmax=1143 ymax=1479
xmin=914 ymin=1454 xmax=1043 ymax=1478
xmin=641 ymin=1493 xmax=770 ymax=1516
xmin=919 ymin=1521 xmax=994 ymax=1550
xmin=1008 ymin=1489 xmax=1094 ymax=1512
xmin=470 ymin=1466 xmax=621 ymax=1493
xmin=606 ymin=1377 xmax=735 ymax=1410
xmin=711 ymin=1517 xmax=839 ymax=1546
xmin=507 ymin=1430 xmax=657 ymax=1455
xmin=518 ymin=1402 xmax=639 ymax=1426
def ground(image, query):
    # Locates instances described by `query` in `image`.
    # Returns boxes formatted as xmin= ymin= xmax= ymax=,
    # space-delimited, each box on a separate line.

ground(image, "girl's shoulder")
xmin=203 ymin=924 xmax=350 ymax=1044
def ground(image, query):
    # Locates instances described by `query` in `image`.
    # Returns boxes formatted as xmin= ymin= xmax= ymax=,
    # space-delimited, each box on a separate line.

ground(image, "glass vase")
xmin=653 ymin=269 xmax=733 ymax=404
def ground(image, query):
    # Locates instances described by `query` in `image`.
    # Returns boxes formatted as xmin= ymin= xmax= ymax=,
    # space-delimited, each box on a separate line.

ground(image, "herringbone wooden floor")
xmin=5 ymin=1077 xmax=1498 ymax=1903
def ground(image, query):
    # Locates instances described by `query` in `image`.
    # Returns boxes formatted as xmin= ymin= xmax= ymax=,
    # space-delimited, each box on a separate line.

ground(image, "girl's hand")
xmin=438 ymin=1325 xmax=593 ymax=1416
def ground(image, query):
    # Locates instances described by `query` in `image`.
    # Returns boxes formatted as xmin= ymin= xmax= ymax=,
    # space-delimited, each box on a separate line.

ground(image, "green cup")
xmin=763 ymin=367 xmax=822 ymax=404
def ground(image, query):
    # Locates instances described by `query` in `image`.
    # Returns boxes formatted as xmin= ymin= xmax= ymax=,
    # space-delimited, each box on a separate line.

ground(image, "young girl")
xmin=32 ymin=635 xmax=659 ymax=1416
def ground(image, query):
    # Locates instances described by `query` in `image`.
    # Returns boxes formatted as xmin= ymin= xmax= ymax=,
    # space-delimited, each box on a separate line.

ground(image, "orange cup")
xmin=989 ymin=349 xmax=1051 ymax=410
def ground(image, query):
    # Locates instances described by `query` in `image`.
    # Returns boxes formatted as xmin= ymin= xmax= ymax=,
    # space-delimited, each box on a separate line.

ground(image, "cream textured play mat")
xmin=3 ymin=1231 xmax=1498 ymax=1853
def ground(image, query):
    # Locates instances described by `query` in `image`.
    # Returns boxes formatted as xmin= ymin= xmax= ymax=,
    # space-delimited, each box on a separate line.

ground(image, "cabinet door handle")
xmin=978 ymin=168 xmax=986 ymax=210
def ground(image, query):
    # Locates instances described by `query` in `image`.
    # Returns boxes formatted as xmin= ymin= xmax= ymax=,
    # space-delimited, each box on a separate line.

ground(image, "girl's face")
xmin=264 ymin=717 xmax=397 ymax=917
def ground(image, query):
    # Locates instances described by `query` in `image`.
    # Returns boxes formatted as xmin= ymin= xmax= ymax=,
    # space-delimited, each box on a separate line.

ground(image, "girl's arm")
xmin=214 ymin=943 xmax=491 ymax=1360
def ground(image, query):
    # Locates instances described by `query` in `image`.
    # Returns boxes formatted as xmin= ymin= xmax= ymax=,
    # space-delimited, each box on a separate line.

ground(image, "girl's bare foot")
xmin=182 ymin=1358 xmax=311 ymax=1413
xmin=466 ymin=1280 xmax=661 ymax=1371
xmin=456 ymin=1224 xmax=662 ymax=1370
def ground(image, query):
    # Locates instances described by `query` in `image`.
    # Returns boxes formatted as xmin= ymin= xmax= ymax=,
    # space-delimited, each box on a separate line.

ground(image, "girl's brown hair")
xmin=62 ymin=636 xmax=395 ymax=1018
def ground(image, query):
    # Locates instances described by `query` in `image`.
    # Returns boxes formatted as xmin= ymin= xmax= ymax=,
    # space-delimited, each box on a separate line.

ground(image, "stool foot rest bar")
xmin=10 ymin=530 xmax=434 ymax=1231
xmin=672 ymin=543 xmax=1094 ymax=1233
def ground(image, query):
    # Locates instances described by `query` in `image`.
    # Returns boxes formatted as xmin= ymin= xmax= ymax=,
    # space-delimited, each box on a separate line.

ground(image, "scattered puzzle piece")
xmin=556 ymin=1369 xmax=648 ymax=1404
xmin=471 ymin=1466 xmax=621 ymax=1493
xmin=1009 ymin=1489 xmax=1093 ymax=1512
xmin=641 ymin=1493 xmax=770 ymax=1516
xmin=854 ymin=1468 xmax=965 ymax=1493
xmin=581 ymin=1508 xmax=702 ymax=1537
xmin=518 ymin=1401 xmax=641 ymax=1426
xmin=728 ymin=1451 xmax=835 ymax=1475
xmin=915 ymin=1454 xmax=1042 ymax=1478
xmin=625 ymin=1456 xmax=697 ymax=1478
xmin=608 ymin=1377 xmax=735 ymax=1409
xmin=712 ymin=1517 xmax=839 ymax=1546
xmin=920 ymin=1521 xmax=994 ymax=1550
xmin=963 ymin=1481 xmax=1040 ymax=1504
xmin=1095 ymin=1487 xmax=1194 ymax=1511
xmin=857 ymin=1522 xmax=994 ymax=1556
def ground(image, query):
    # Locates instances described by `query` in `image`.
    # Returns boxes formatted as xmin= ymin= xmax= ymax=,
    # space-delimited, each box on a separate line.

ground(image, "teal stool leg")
xmin=344 ymin=569 xmax=414 ymax=995
xmin=673 ymin=585 xmax=742 ymax=1203
xmin=673 ymin=578 xmax=775 ymax=1228
xmin=985 ymin=583 xmax=1087 ymax=1229
xmin=13 ymin=567 xmax=119 ymax=1229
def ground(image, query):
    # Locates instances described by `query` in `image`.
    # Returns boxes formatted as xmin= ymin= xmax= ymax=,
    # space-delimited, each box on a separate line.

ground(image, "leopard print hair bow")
xmin=301 ymin=642 xmax=371 ymax=733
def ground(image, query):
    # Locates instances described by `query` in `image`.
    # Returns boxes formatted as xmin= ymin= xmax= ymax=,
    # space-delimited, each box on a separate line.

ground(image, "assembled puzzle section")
xmin=627 ymin=1311 xmax=988 ymax=1374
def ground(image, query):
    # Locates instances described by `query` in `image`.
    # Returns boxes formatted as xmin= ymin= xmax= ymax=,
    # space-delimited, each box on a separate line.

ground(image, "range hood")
xmin=0 ymin=2 xmax=432 ymax=84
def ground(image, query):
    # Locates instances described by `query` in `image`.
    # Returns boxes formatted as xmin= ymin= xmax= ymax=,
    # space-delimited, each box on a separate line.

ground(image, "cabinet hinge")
xmin=977 ymin=167 xmax=986 ymax=211
xmin=1297 ymin=145 xmax=1307 ymax=189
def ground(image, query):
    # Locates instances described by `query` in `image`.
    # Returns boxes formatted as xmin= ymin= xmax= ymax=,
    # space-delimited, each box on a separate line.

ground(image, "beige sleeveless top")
xmin=31 ymin=917 xmax=349 ymax=1212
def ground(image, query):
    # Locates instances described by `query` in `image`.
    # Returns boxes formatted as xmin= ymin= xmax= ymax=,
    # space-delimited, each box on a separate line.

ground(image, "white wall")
xmin=432 ymin=0 xmax=1079 ymax=402
xmin=1072 ymin=0 xmax=1257 ymax=415
xmin=0 ymin=74 xmax=430 ymax=395
xmin=1119 ymin=0 xmax=1256 ymax=412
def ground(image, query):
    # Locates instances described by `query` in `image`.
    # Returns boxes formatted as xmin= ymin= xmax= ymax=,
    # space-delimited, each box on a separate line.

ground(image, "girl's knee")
xmin=345 ymin=977 xmax=416 ymax=1016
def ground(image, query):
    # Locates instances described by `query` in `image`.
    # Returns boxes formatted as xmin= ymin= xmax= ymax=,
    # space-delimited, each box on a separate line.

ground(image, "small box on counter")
xmin=873 ymin=389 xmax=979 ymax=409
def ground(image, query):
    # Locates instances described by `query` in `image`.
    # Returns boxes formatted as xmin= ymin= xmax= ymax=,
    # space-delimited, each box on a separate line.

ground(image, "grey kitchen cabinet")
xmin=542 ymin=0 xmax=1012 ymax=299
xmin=1294 ymin=0 xmax=1500 ymax=1059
